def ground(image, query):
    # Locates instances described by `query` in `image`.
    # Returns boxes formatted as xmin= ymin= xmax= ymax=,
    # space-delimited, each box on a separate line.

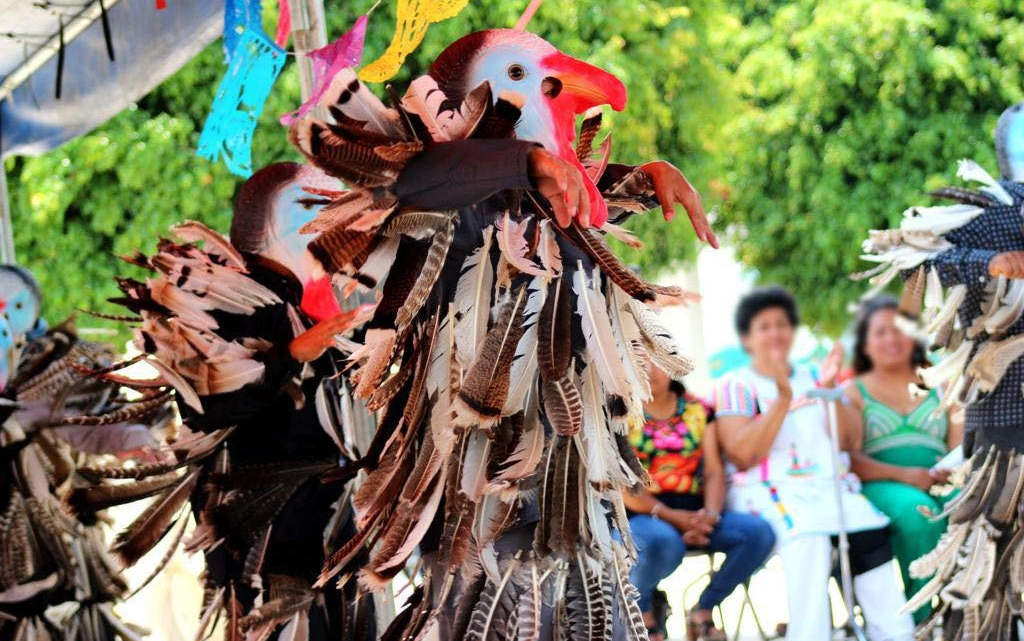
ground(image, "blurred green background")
xmin=4 ymin=0 xmax=1022 ymax=334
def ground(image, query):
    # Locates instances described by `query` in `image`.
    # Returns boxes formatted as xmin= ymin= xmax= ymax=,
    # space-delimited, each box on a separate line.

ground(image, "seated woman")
xmin=625 ymin=363 xmax=775 ymax=641
xmin=838 ymin=296 xmax=963 ymax=623
xmin=714 ymin=286 xmax=914 ymax=641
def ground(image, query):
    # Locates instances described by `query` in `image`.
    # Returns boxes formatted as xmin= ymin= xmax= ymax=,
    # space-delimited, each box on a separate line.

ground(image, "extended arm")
xmin=715 ymin=376 xmax=791 ymax=470
xmin=600 ymin=161 xmax=717 ymax=248
xmin=924 ymin=246 xmax=998 ymax=287
xmin=395 ymin=139 xmax=536 ymax=210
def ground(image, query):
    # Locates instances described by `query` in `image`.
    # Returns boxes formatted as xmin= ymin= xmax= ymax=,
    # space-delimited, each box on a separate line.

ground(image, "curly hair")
xmin=734 ymin=286 xmax=800 ymax=335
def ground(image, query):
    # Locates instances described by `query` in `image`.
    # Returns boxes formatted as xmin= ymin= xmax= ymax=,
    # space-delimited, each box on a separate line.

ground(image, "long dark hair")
xmin=668 ymin=379 xmax=686 ymax=397
xmin=852 ymin=296 xmax=929 ymax=374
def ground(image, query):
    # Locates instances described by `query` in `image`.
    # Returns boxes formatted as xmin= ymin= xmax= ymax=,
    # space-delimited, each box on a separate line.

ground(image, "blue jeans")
xmin=628 ymin=510 xmax=775 ymax=612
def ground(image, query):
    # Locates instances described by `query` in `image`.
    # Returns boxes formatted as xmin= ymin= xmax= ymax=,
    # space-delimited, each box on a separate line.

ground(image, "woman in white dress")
xmin=714 ymin=287 xmax=914 ymax=641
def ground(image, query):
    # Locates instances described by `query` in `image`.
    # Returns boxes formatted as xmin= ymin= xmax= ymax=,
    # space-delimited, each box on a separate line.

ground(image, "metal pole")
xmin=0 ymin=164 xmax=15 ymax=264
xmin=808 ymin=387 xmax=868 ymax=641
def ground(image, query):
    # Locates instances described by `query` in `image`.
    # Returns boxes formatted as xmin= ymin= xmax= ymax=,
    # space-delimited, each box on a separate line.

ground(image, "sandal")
xmin=686 ymin=610 xmax=727 ymax=641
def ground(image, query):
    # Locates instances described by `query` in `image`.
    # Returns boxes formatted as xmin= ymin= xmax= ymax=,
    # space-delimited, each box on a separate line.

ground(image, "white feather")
xmin=537 ymin=220 xmax=563 ymax=278
xmin=502 ymin=277 xmax=544 ymax=414
xmin=460 ymin=429 xmax=492 ymax=502
xmin=899 ymin=204 xmax=985 ymax=236
xmin=626 ymin=299 xmax=693 ymax=378
xmin=496 ymin=213 xmax=547 ymax=278
xmin=577 ymin=366 xmax=629 ymax=488
xmin=354 ymin=236 xmax=400 ymax=293
xmin=984 ymin=279 xmax=1024 ymax=335
xmin=319 ymin=69 xmax=402 ymax=137
xmin=427 ymin=311 xmax=458 ymax=456
xmin=489 ymin=387 xmax=544 ymax=490
xmin=920 ymin=338 xmax=973 ymax=391
xmin=454 ymin=228 xmax=495 ymax=369
xmin=924 ymin=285 xmax=967 ymax=337
xmin=957 ymin=159 xmax=1014 ymax=204
xmin=574 ymin=265 xmax=630 ymax=398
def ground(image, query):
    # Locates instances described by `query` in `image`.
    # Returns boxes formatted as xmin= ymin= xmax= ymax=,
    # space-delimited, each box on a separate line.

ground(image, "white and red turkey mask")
xmin=230 ymin=162 xmax=343 ymax=322
xmin=430 ymin=29 xmax=628 ymax=226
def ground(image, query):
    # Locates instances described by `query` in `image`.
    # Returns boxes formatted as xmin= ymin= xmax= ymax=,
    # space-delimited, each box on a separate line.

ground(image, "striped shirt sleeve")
xmin=714 ymin=375 xmax=757 ymax=418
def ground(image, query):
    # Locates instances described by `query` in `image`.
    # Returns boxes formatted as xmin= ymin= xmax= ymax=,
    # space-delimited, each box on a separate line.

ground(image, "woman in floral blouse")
xmin=625 ymin=364 xmax=775 ymax=641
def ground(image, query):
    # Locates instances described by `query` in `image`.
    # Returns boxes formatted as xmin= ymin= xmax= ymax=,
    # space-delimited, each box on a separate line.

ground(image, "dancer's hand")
xmin=529 ymin=147 xmax=591 ymax=228
xmin=639 ymin=161 xmax=718 ymax=248
xmin=989 ymin=251 xmax=1024 ymax=279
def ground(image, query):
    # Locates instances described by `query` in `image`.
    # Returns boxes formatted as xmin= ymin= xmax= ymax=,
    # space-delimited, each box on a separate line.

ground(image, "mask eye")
xmin=507 ymin=64 xmax=527 ymax=81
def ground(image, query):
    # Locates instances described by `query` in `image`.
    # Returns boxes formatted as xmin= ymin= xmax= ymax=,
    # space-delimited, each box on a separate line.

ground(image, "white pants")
xmin=778 ymin=534 xmax=914 ymax=641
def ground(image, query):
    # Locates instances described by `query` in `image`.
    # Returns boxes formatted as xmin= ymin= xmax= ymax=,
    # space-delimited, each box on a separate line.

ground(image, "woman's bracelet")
xmin=650 ymin=503 xmax=664 ymax=519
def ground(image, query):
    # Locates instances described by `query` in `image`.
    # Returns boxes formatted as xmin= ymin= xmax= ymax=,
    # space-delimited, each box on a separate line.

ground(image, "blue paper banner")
xmin=224 ymin=0 xmax=263 ymax=61
xmin=197 ymin=27 xmax=285 ymax=177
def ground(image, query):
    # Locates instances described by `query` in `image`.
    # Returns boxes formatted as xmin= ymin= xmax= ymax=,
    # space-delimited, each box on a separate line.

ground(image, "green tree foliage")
xmin=719 ymin=0 xmax=1024 ymax=331
xmin=12 ymin=0 xmax=1023 ymax=335
xmin=5 ymin=0 xmax=728 ymax=330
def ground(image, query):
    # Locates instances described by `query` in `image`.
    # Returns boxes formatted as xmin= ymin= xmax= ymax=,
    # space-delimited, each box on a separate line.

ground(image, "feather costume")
xmin=99 ymin=165 xmax=375 ymax=641
xmin=287 ymin=29 xmax=698 ymax=641
xmin=858 ymin=103 xmax=1024 ymax=640
xmin=0 ymin=307 xmax=169 ymax=640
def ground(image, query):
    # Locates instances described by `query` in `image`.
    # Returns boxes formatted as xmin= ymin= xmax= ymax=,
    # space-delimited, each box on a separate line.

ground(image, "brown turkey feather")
xmin=537 ymin=276 xmax=572 ymax=379
xmin=575 ymin=108 xmax=602 ymax=163
xmin=290 ymin=122 xmax=406 ymax=188
xmin=535 ymin=435 xmax=581 ymax=556
xmin=383 ymin=211 xmax=458 ymax=239
xmin=69 ymin=472 xmax=184 ymax=512
xmin=470 ymin=92 xmax=522 ymax=140
xmin=171 ymin=221 xmax=247 ymax=270
xmin=929 ymin=186 xmax=999 ymax=208
xmin=308 ymin=224 xmax=377 ymax=274
xmin=542 ymin=376 xmax=583 ymax=436
xmin=395 ymin=219 xmax=455 ymax=337
xmin=437 ymin=454 xmax=475 ymax=568
xmin=112 ymin=468 xmax=200 ymax=566
xmin=900 ymin=265 xmax=926 ymax=317
xmin=454 ymin=288 xmax=527 ymax=429
xmin=365 ymin=474 xmax=445 ymax=583
xmin=352 ymin=441 xmax=414 ymax=529
xmin=299 ymin=191 xmax=374 ymax=234
xmin=547 ymin=219 xmax=678 ymax=302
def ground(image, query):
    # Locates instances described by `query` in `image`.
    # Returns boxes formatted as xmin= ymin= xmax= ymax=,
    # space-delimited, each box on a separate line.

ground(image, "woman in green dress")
xmin=839 ymin=296 xmax=963 ymax=623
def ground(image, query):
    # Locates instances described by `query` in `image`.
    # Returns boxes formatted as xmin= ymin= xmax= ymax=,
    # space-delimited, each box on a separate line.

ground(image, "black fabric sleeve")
xmin=395 ymin=139 xmax=537 ymax=210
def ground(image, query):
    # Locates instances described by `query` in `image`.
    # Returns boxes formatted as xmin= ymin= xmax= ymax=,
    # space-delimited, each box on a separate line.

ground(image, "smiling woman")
xmin=837 ymin=296 xmax=963 ymax=624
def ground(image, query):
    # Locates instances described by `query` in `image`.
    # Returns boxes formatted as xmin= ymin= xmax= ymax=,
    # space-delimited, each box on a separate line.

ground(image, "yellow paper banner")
xmin=359 ymin=0 xmax=472 ymax=83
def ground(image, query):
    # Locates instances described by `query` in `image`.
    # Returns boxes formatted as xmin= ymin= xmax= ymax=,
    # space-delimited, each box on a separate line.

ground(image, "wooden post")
xmin=0 ymin=166 xmax=15 ymax=264
xmin=287 ymin=0 xmax=329 ymax=120
xmin=289 ymin=0 xmax=398 ymax=627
